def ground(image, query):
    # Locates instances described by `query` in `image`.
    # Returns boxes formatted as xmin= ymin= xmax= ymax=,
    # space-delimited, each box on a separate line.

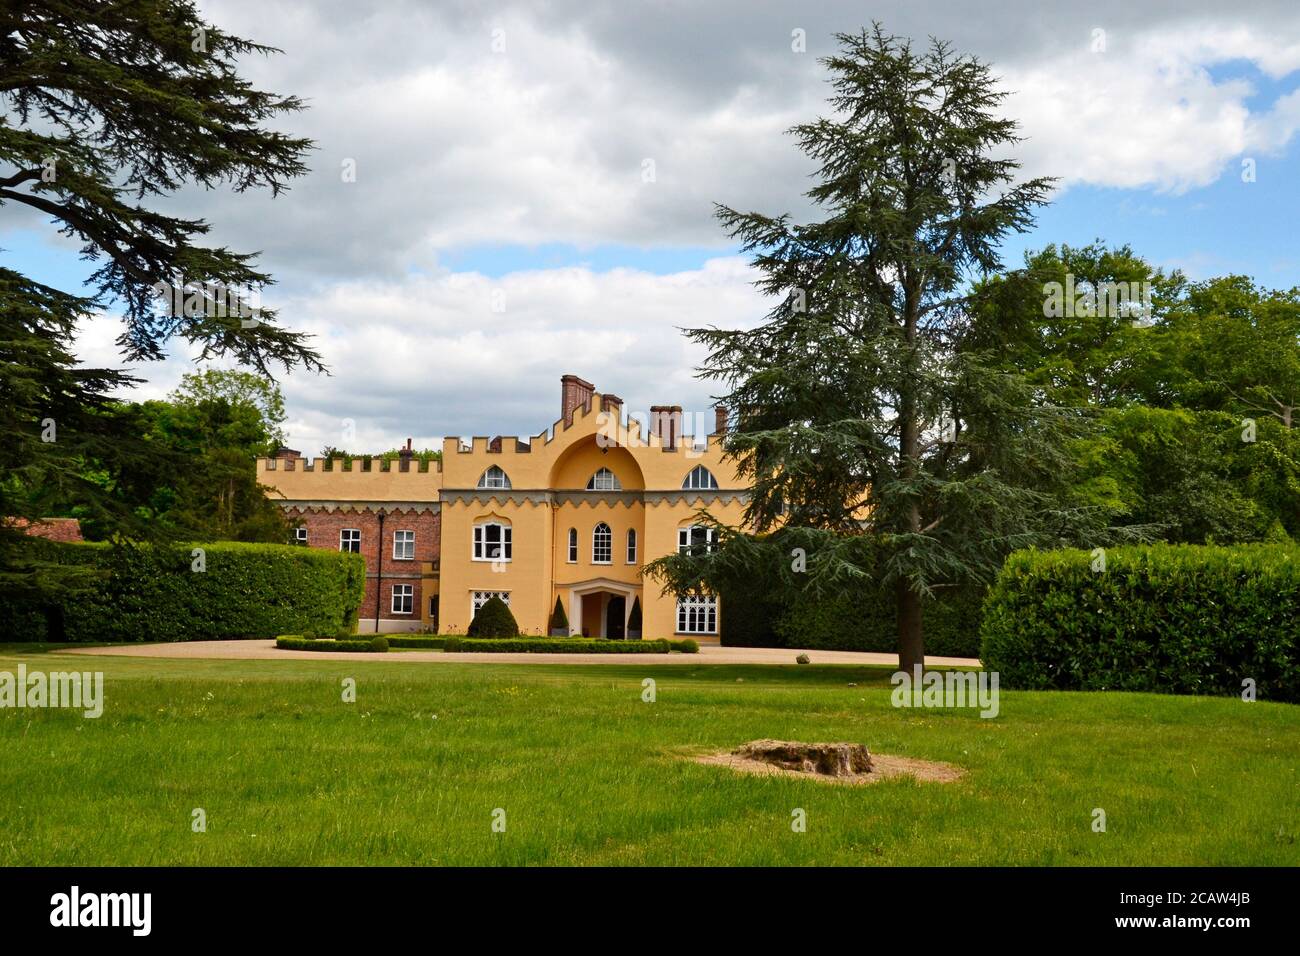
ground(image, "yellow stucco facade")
xmin=256 ymin=376 xmax=749 ymax=642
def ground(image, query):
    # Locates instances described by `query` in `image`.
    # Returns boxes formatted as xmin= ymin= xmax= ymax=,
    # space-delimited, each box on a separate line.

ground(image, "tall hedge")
xmin=4 ymin=541 xmax=365 ymax=642
xmin=981 ymin=544 xmax=1300 ymax=702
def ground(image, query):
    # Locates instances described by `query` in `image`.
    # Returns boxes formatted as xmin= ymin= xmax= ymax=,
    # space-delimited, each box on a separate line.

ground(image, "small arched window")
xmin=567 ymin=527 xmax=578 ymax=563
xmin=682 ymin=465 xmax=718 ymax=490
xmin=626 ymin=528 xmax=637 ymax=564
xmin=477 ymin=465 xmax=512 ymax=489
xmin=592 ymin=522 xmax=612 ymax=564
xmin=586 ymin=467 xmax=621 ymax=491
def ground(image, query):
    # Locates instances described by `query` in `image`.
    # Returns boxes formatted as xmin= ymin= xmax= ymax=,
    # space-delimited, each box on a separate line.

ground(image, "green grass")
xmin=1 ymin=643 xmax=1297 ymax=865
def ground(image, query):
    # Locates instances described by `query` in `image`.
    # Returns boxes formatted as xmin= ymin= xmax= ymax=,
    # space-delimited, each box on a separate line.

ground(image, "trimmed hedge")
xmin=668 ymin=638 xmax=699 ymax=653
xmin=277 ymin=636 xmax=387 ymax=653
xmin=385 ymin=636 xmax=447 ymax=649
xmin=3 ymin=540 xmax=365 ymax=642
xmin=981 ymin=544 xmax=1300 ymax=702
xmin=444 ymin=637 xmax=672 ymax=654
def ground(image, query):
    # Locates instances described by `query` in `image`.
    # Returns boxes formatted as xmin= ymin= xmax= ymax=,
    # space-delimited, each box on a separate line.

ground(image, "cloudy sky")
xmin=6 ymin=0 xmax=1300 ymax=453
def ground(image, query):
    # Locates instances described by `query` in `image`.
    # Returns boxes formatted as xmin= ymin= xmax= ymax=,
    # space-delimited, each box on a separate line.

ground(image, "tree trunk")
xmin=896 ymin=279 xmax=926 ymax=671
xmin=897 ymin=578 xmax=924 ymax=672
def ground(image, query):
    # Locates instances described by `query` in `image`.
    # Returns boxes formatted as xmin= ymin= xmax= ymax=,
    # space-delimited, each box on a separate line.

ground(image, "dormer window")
xmin=586 ymin=467 xmax=621 ymax=491
xmin=477 ymin=465 xmax=512 ymax=489
xmin=682 ymin=465 xmax=718 ymax=490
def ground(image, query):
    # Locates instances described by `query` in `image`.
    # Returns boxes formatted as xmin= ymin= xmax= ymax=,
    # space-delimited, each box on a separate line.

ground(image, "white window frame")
xmin=391 ymin=584 xmax=413 ymax=615
xmin=393 ymin=529 xmax=415 ymax=560
xmin=592 ymin=522 xmax=612 ymax=564
xmin=682 ymin=465 xmax=719 ymax=490
xmin=626 ymin=528 xmax=637 ymax=564
xmin=473 ymin=522 xmax=512 ymax=562
xmin=676 ymin=594 xmax=718 ymax=635
xmin=471 ymin=590 xmax=511 ymax=618
xmin=477 ymin=465 xmax=512 ymax=489
xmin=340 ymin=528 xmax=361 ymax=553
xmin=294 ymin=526 xmax=308 ymax=545
xmin=586 ymin=467 xmax=621 ymax=491
xmin=677 ymin=525 xmax=717 ymax=554
xmin=567 ymin=527 xmax=578 ymax=563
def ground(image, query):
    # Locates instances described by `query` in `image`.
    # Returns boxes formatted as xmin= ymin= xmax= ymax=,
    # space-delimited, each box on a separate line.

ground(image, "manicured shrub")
xmin=386 ymin=636 xmax=446 ymax=649
xmin=3 ymin=540 xmax=365 ymax=642
xmin=444 ymin=638 xmax=671 ymax=654
xmin=549 ymin=597 xmax=569 ymax=634
xmin=467 ymin=596 xmax=519 ymax=638
xmin=276 ymin=636 xmax=385 ymax=652
xmin=981 ymin=544 xmax=1300 ymax=701
xmin=668 ymin=638 xmax=699 ymax=653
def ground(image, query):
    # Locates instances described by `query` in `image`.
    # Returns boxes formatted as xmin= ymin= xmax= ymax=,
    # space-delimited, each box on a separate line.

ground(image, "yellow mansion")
xmin=256 ymin=375 xmax=747 ymax=642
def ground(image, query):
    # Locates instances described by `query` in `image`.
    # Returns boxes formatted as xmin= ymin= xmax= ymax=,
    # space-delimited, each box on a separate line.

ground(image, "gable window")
xmin=477 ymin=466 xmax=512 ymax=489
xmin=340 ymin=528 xmax=361 ymax=553
xmin=393 ymin=530 xmax=415 ymax=560
xmin=567 ymin=527 xmax=578 ymax=563
xmin=472 ymin=590 xmax=510 ymax=617
xmin=676 ymin=594 xmax=718 ymax=634
xmin=586 ymin=467 xmax=621 ymax=491
xmin=391 ymin=584 xmax=413 ymax=615
xmin=592 ymin=522 xmax=612 ymax=564
xmin=683 ymin=465 xmax=719 ymax=490
xmin=677 ymin=525 xmax=717 ymax=554
xmin=626 ymin=528 xmax=637 ymax=564
xmin=294 ymin=526 xmax=308 ymax=546
xmin=473 ymin=522 xmax=512 ymax=561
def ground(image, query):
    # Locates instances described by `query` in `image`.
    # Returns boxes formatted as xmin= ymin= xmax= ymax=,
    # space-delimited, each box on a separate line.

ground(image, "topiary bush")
xmin=3 ymin=540 xmax=366 ymax=642
xmin=668 ymin=638 xmax=699 ymax=653
xmin=981 ymin=543 xmax=1300 ymax=702
xmin=549 ymin=596 xmax=569 ymax=635
xmin=467 ymin=596 xmax=519 ymax=638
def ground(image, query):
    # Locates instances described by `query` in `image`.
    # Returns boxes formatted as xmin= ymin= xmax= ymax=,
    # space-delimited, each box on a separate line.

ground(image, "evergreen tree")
xmin=0 ymin=2 xmax=318 ymax=605
xmin=649 ymin=27 xmax=1144 ymax=669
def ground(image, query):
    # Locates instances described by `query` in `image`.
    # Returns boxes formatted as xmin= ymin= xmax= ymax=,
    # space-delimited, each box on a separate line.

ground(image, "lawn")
xmin=1 ymin=643 xmax=1297 ymax=866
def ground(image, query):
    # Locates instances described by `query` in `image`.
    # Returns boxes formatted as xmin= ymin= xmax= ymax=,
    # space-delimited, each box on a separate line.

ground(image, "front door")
xmin=605 ymin=595 xmax=626 ymax=640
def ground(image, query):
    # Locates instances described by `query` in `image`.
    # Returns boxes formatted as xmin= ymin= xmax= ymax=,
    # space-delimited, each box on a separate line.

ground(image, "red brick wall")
xmin=290 ymin=507 xmax=440 ymax=625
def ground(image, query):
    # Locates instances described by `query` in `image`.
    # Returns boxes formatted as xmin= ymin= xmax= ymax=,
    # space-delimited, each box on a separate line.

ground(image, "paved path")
xmin=58 ymin=640 xmax=979 ymax=668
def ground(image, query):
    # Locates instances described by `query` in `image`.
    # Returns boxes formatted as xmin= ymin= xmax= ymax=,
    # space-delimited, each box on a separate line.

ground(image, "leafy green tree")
xmin=0 ymin=1 xmax=317 ymax=608
xmin=647 ymin=27 xmax=1142 ymax=670
xmin=170 ymin=369 xmax=288 ymax=451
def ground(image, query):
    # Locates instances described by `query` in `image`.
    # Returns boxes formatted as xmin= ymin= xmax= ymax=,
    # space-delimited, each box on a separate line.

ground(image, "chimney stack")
xmin=714 ymin=406 xmax=728 ymax=435
xmin=398 ymin=438 xmax=414 ymax=472
xmin=650 ymin=405 xmax=683 ymax=451
xmin=561 ymin=374 xmax=596 ymax=425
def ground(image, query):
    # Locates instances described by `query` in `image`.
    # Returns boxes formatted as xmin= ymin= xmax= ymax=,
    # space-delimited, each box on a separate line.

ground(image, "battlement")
xmin=257 ymin=451 xmax=443 ymax=503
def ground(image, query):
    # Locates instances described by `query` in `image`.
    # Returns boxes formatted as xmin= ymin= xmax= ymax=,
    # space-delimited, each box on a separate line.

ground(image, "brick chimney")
xmin=273 ymin=446 xmax=301 ymax=460
xmin=602 ymin=393 xmax=623 ymax=414
xmin=561 ymin=374 xmax=596 ymax=425
xmin=398 ymin=438 xmax=414 ymax=472
xmin=714 ymin=406 xmax=728 ymax=435
xmin=650 ymin=405 xmax=683 ymax=451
